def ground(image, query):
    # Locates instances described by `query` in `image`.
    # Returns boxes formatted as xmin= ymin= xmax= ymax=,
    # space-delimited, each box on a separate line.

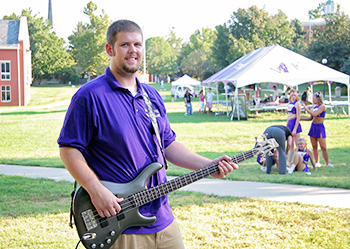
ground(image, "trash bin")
xmin=335 ymin=86 xmax=341 ymax=98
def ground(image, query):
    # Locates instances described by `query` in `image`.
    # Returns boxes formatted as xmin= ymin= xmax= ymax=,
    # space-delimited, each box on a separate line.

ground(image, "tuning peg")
xmin=261 ymin=133 xmax=268 ymax=140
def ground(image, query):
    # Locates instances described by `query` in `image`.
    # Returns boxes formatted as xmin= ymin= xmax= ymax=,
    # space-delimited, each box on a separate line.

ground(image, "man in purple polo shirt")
xmin=57 ymin=20 xmax=238 ymax=249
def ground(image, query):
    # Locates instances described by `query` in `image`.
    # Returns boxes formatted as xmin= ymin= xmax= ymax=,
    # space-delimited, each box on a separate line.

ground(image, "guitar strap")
xmin=141 ymin=86 xmax=168 ymax=170
xmin=69 ymin=181 xmax=77 ymax=228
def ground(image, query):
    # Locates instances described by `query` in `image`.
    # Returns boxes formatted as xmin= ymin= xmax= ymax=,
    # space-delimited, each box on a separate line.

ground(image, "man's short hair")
xmin=106 ymin=20 xmax=143 ymax=46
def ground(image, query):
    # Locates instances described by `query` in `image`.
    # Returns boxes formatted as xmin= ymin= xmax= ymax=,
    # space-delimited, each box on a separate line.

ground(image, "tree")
xmin=165 ymin=28 xmax=183 ymax=78
xmin=214 ymin=6 xmax=307 ymax=65
xmin=211 ymin=24 xmax=231 ymax=69
xmin=69 ymin=1 xmax=111 ymax=77
xmin=3 ymin=9 xmax=75 ymax=83
xmin=308 ymin=2 xmax=326 ymax=19
xmin=307 ymin=12 xmax=350 ymax=73
xmin=165 ymin=27 xmax=183 ymax=59
xmin=146 ymin=36 xmax=177 ymax=77
xmin=290 ymin=19 xmax=307 ymax=53
xmin=180 ymin=47 xmax=214 ymax=79
xmin=180 ymin=28 xmax=217 ymax=79
xmin=308 ymin=2 xmax=341 ymax=19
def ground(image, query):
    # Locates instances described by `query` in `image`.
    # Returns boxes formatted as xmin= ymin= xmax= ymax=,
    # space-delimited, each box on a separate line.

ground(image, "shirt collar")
xmin=105 ymin=67 xmax=143 ymax=96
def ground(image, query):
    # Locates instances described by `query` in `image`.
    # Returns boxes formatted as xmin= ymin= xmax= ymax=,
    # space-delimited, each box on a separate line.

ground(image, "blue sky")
xmin=1 ymin=0 xmax=350 ymax=41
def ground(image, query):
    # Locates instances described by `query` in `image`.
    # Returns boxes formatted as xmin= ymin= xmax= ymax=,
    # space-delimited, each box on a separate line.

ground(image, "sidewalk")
xmin=1 ymin=164 xmax=349 ymax=209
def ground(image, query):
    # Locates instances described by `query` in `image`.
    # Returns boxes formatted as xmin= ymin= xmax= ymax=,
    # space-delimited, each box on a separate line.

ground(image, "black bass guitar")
xmin=72 ymin=138 xmax=278 ymax=249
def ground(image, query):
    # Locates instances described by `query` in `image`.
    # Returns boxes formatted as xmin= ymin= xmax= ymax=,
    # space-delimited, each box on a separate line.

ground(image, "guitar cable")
xmin=74 ymin=239 xmax=81 ymax=249
xmin=75 ymin=233 xmax=96 ymax=249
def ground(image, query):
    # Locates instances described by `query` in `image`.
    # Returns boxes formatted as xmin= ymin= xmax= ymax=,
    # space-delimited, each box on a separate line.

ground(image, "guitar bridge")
xmin=81 ymin=209 xmax=98 ymax=231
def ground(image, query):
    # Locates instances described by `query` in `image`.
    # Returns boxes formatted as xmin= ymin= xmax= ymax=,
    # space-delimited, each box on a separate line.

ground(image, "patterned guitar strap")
xmin=142 ymin=86 xmax=168 ymax=170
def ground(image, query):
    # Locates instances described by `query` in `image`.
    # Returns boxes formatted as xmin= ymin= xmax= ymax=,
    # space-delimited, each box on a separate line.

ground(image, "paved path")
xmin=1 ymin=164 xmax=349 ymax=209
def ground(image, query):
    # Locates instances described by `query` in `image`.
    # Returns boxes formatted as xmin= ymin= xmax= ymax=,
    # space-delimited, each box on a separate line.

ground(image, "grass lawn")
xmin=1 ymin=175 xmax=349 ymax=249
xmin=0 ymin=83 xmax=350 ymax=248
xmin=1 ymin=84 xmax=349 ymax=188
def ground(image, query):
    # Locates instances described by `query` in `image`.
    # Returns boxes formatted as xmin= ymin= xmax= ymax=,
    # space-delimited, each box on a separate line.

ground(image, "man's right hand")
xmin=89 ymin=185 xmax=124 ymax=218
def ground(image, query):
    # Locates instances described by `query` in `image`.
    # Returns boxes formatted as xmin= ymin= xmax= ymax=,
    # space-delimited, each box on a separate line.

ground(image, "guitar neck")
xmin=123 ymin=148 xmax=257 ymax=209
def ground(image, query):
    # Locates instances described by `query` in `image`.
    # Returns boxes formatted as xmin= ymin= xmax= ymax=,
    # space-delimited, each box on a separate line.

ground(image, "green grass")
xmin=1 ymin=84 xmax=350 ymax=188
xmin=27 ymin=84 xmax=78 ymax=106
xmin=0 ymin=176 xmax=349 ymax=249
xmin=1 ymin=84 xmax=350 ymax=248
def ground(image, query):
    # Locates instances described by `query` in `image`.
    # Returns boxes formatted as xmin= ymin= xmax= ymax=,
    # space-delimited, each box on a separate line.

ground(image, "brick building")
xmin=0 ymin=16 xmax=32 ymax=106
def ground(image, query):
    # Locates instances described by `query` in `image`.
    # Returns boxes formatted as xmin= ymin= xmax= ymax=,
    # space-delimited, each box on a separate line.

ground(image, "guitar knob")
xmin=106 ymin=238 xmax=112 ymax=244
xmin=110 ymin=230 xmax=116 ymax=236
xmin=90 ymin=244 xmax=96 ymax=249
xmin=99 ymin=243 xmax=105 ymax=248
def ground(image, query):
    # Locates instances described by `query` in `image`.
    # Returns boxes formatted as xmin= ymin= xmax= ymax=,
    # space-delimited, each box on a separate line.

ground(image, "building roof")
xmin=0 ymin=19 xmax=20 ymax=48
xmin=301 ymin=18 xmax=326 ymax=26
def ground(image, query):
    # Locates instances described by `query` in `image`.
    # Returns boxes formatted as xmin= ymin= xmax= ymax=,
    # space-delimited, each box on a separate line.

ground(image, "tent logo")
xmin=271 ymin=63 xmax=289 ymax=73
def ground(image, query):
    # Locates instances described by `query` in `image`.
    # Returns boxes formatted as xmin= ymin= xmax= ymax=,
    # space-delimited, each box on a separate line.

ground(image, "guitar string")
xmin=85 ymin=148 xmax=267 ymax=226
xmin=86 ymin=149 xmax=261 ymax=224
xmin=85 ymin=149 xmax=260 ymax=224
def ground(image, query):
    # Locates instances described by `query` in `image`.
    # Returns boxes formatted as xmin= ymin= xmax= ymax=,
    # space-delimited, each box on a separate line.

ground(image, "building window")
xmin=1 ymin=86 xmax=11 ymax=102
xmin=1 ymin=61 xmax=11 ymax=80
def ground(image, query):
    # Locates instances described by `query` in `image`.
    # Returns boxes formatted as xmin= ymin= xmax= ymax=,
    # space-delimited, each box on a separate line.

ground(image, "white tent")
xmin=203 ymin=44 xmax=350 ymax=119
xmin=171 ymin=74 xmax=201 ymax=87
xmin=204 ymin=44 xmax=349 ymax=87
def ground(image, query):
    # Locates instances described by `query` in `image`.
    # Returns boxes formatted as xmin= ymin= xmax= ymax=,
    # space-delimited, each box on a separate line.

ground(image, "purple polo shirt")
xmin=57 ymin=67 xmax=176 ymax=234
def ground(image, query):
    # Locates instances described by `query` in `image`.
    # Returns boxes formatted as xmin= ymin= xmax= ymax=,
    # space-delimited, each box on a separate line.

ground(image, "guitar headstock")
xmin=253 ymin=138 xmax=279 ymax=157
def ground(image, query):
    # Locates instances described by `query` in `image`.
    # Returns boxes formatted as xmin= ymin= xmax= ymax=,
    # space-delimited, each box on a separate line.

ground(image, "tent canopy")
xmin=171 ymin=74 xmax=201 ymax=87
xmin=203 ymin=44 xmax=350 ymax=88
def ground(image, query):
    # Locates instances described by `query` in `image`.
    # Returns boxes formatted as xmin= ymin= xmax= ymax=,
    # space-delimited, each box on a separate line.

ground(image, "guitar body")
xmin=73 ymin=162 xmax=163 ymax=249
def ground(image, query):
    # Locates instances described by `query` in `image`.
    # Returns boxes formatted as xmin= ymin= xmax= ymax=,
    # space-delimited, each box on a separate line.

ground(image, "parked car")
xmin=175 ymin=85 xmax=198 ymax=98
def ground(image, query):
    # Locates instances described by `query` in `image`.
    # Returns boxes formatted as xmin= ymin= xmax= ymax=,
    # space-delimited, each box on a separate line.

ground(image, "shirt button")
xmin=136 ymin=109 xmax=138 ymax=112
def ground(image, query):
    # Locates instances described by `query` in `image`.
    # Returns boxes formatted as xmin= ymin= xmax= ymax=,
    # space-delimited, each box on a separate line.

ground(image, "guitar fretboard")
xmin=120 ymin=148 xmax=258 ymax=211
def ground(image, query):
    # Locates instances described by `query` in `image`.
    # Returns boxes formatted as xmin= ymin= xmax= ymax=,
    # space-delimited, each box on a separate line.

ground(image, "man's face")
xmin=107 ymin=31 xmax=143 ymax=75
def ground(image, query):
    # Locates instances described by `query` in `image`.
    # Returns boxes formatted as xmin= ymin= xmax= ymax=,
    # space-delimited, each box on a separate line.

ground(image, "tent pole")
xmin=225 ymin=83 xmax=229 ymax=116
xmin=328 ymin=81 xmax=332 ymax=102
xmin=232 ymin=87 xmax=240 ymax=120
xmin=348 ymin=85 xmax=350 ymax=116
xmin=216 ymin=84 xmax=219 ymax=114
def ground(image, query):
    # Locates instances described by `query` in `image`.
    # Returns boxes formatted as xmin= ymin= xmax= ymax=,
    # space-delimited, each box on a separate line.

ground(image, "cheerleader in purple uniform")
xmin=302 ymin=91 xmax=333 ymax=167
xmin=287 ymin=138 xmax=316 ymax=174
xmin=286 ymin=89 xmax=302 ymax=167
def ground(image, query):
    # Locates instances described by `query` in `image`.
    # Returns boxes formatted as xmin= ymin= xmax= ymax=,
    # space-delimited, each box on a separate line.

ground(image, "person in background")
xmin=226 ymin=84 xmax=232 ymax=94
xmin=283 ymin=86 xmax=291 ymax=103
xmin=57 ymin=19 xmax=238 ymax=249
xmin=262 ymin=125 xmax=293 ymax=174
xmin=286 ymin=89 xmax=302 ymax=167
xmin=301 ymin=91 xmax=333 ymax=168
xmin=160 ymin=80 xmax=164 ymax=91
xmin=272 ymin=85 xmax=279 ymax=103
xmin=198 ymin=89 xmax=205 ymax=114
xmin=255 ymin=136 xmax=279 ymax=172
xmin=206 ymin=88 xmax=215 ymax=114
xmin=304 ymin=87 xmax=313 ymax=105
xmin=184 ymin=88 xmax=193 ymax=116
xmin=254 ymin=86 xmax=261 ymax=116
xmin=171 ymin=85 xmax=176 ymax=102
xmin=287 ymin=137 xmax=316 ymax=174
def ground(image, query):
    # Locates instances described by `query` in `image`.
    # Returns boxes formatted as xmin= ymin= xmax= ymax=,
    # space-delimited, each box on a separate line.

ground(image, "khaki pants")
xmin=110 ymin=220 xmax=185 ymax=249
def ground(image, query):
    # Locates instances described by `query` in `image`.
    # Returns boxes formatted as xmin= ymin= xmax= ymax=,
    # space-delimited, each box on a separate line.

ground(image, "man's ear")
xmin=105 ymin=43 xmax=113 ymax=56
